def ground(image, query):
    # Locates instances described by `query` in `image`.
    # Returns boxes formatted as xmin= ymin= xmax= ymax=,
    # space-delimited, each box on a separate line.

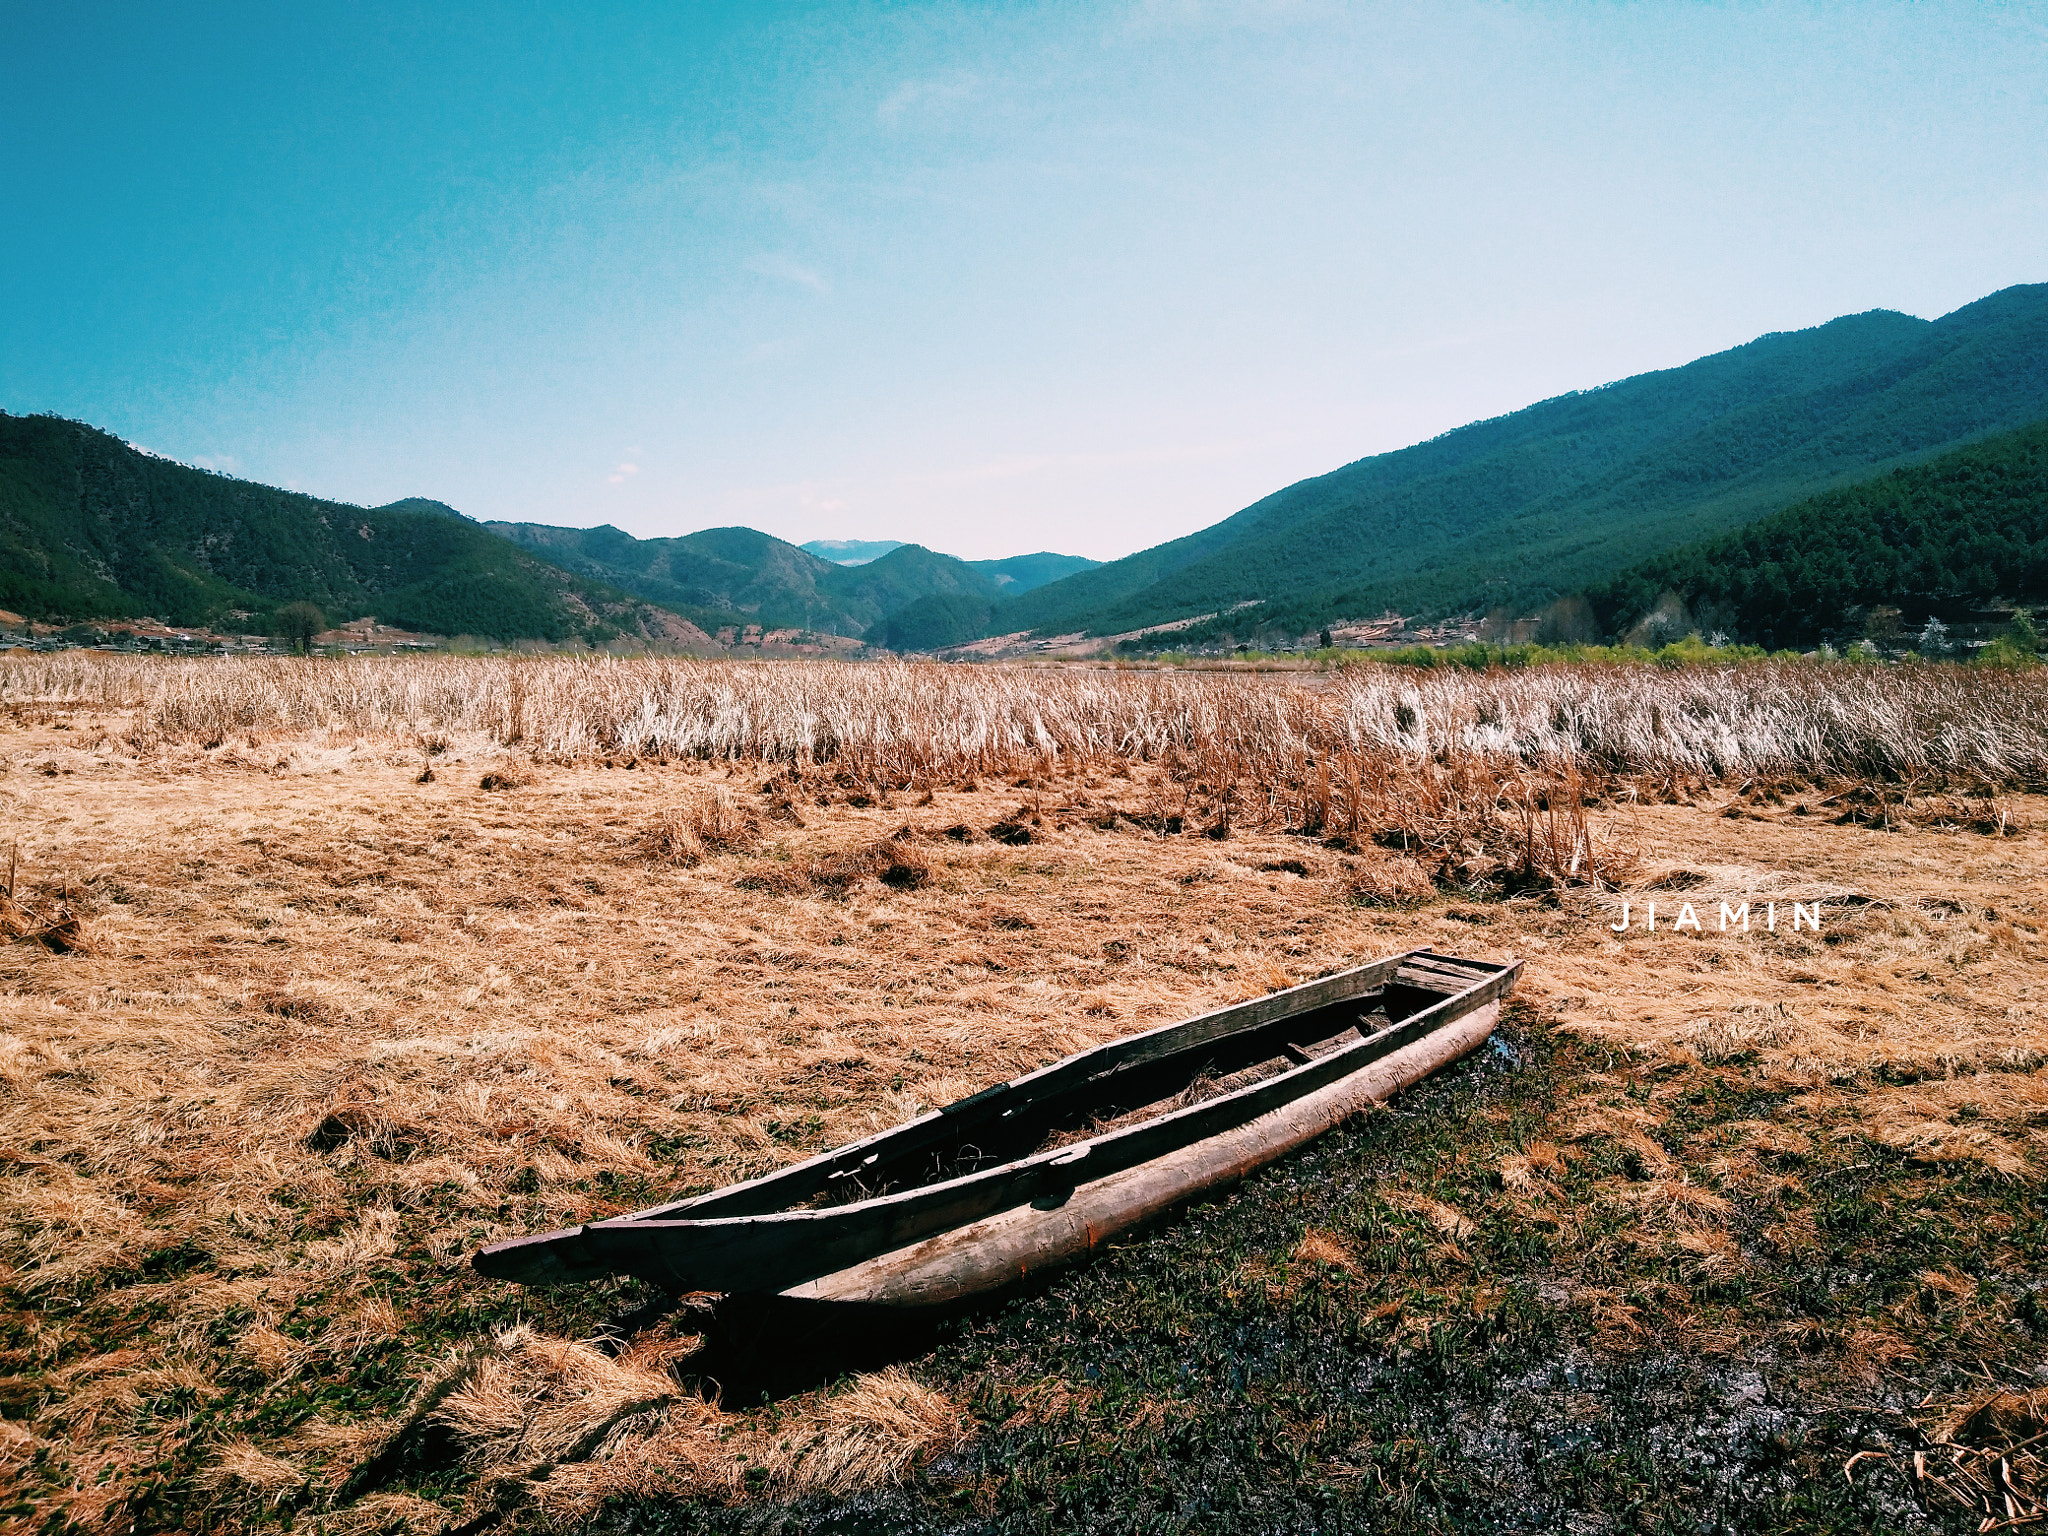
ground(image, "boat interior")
xmin=663 ymin=955 xmax=1497 ymax=1220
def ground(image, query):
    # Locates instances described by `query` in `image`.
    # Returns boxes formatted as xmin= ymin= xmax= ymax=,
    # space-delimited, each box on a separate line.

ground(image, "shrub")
xmin=272 ymin=602 xmax=326 ymax=655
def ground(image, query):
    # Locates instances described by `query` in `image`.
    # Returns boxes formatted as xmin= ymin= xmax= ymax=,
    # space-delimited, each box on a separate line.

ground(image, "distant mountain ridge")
xmin=970 ymin=551 xmax=1101 ymax=593
xmin=0 ymin=414 xmax=707 ymax=646
xmin=798 ymin=538 xmax=1099 ymax=592
xmin=486 ymin=522 xmax=1005 ymax=638
xmin=991 ymin=283 xmax=2048 ymax=645
xmin=800 ymin=538 xmax=904 ymax=565
xmin=0 ymin=409 xmax=1103 ymax=649
xmin=491 ymin=523 xmax=1101 ymax=639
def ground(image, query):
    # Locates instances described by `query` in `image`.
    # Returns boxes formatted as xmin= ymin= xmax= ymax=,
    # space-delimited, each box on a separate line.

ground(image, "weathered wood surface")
xmin=473 ymin=950 xmax=1519 ymax=1292
xmin=784 ymin=1001 xmax=1501 ymax=1308
xmin=638 ymin=948 xmax=1426 ymax=1222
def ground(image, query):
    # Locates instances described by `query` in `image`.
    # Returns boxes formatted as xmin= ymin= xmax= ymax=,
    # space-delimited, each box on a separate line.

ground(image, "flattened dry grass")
xmin=0 ymin=665 xmax=2043 ymax=1531
xmin=0 ymin=710 xmax=1493 ymax=1529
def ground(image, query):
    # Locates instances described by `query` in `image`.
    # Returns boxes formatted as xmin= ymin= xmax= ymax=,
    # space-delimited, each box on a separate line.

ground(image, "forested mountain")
xmin=0 ymin=409 xmax=1098 ymax=649
xmin=1580 ymin=419 xmax=2048 ymax=649
xmin=798 ymin=540 xmax=1098 ymax=591
xmin=969 ymin=551 xmax=1101 ymax=593
xmin=837 ymin=543 xmax=1003 ymax=622
xmin=862 ymin=550 xmax=1107 ymax=649
xmin=996 ymin=283 xmax=2048 ymax=644
xmin=0 ymin=414 xmax=705 ymax=644
xmin=486 ymin=521 xmax=1004 ymax=638
xmin=488 ymin=522 xmax=847 ymax=631
xmin=867 ymin=590 xmax=1005 ymax=651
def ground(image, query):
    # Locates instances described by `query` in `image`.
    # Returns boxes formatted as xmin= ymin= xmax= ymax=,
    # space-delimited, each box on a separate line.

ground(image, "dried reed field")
xmin=2 ymin=655 xmax=2046 ymax=1533
xmin=12 ymin=652 xmax=2048 ymax=787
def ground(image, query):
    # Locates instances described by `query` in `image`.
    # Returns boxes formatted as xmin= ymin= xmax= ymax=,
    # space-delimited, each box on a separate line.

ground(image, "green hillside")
xmin=0 ymin=414 xmax=702 ymax=645
xmin=487 ymin=522 xmax=843 ymax=631
xmin=1002 ymin=283 xmax=2048 ymax=643
xmin=1581 ymin=418 xmax=2048 ymax=649
xmin=797 ymin=540 xmax=1098 ymax=592
xmin=969 ymin=551 xmax=1101 ymax=594
xmin=487 ymin=522 xmax=1003 ymax=638
xmin=867 ymin=590 xmax=1004 ymax=651
xmin=835 ymin=544 xmax=1000 ymax=626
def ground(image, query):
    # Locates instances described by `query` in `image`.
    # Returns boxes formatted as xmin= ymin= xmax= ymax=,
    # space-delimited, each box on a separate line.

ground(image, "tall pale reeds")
xmin=10 ymin=653 xmax=2047 ymax=795
xmin=10 ymin=651 xmax=2036 ymax=891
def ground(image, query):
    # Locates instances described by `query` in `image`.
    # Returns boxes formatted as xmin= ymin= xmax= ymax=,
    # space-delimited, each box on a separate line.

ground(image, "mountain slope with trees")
xmin=1578 ymin=418 xmax=2048 ymax=650
xmin=0 ymin=414 xmax=708 ymax=645
xmin=486 ymin=521 xmax=1010 ymax=638
xmin=996 ymin=283 xmax=2048 ymax=644
xmin=969 ymin=551 xmax=1102 ymax=594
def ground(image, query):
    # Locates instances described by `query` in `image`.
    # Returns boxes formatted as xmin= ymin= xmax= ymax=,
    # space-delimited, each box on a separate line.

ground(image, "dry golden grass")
xmin=10 ymin=650 xmax=2048 ymax=788
xmin=0 ymin=658 xmax=2044 ymax=1530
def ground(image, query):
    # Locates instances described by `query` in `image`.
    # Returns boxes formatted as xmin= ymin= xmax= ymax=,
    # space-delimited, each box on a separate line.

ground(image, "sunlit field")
xmin=3 ymin=655 xmax=2045 ymax=1533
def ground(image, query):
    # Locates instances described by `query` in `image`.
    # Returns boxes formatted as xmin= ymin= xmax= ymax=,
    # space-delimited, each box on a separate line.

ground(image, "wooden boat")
xmin=474 ymin=947 xmax=1519 ymax=1308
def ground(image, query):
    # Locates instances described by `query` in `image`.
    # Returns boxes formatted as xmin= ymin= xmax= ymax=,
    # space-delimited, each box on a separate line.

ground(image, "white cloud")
xmin=877 ymin=75 xmax=978 ymax=123
xmin=606 ymin=462 xmax=640 ymax=485
xmin=745 ymin=253 xmax=829 ymax=293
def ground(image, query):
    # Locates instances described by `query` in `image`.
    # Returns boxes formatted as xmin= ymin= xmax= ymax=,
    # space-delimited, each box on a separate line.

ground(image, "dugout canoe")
xmin=473 ymin=947 xmax=1519 ymax=1305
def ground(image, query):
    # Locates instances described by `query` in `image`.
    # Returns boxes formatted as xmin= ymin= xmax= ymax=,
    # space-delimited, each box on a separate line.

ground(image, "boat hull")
xmin=472 ymin=950 xmax=1518 ymax=1296
xmin=783 ymin=1002 xmax=1498 ymax=1309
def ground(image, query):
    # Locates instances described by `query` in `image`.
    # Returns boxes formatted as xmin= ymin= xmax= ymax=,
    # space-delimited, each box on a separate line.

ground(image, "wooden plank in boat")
xmin=611 ymin=948 xmax=1430 ymax=1224
xmin=788 ymin=1002 xmax=1505 ymax=1309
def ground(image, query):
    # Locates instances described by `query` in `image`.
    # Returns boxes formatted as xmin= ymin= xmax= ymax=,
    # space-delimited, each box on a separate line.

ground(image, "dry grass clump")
xmin=1342 ymin=855 xmax=1436 ymax=907
xmin=1780 ymin=781 xmax=2029 ymax=835
xmin=1386 ymin=1190 xmax=1478 ymax=1244
xmin=518 ymin=1362 xmax=965 ymax=1523
xmin=1292 ymin=1229 xmax=1364 ymax=1276
xmin=765 ymin=1365 xmax=967 ymax=1494
xmin=639 ymin=786 xmax=761 ymax=866
xmin=199 ymin=1440 xmax=310 ymax=1515
xmin=806 ymin=831 xmax=933 ymax=892
xmin=1836 ymin=1073 xmax=2048 ymax=1178
xmin=1911 ymin=1386 xmax=2048 ymax=1526
xmin=434 ymin=1324 xmax=678 ymax=1474
xmin=0 ymin=848 xmax=94 ymax=953
xmin=412 ymin=1331 xmax=963 ymax=1525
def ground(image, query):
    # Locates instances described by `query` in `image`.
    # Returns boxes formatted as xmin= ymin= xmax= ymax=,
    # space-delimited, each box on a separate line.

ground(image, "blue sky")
xmin=4 ymin=2 xmax=2044 ymax=560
